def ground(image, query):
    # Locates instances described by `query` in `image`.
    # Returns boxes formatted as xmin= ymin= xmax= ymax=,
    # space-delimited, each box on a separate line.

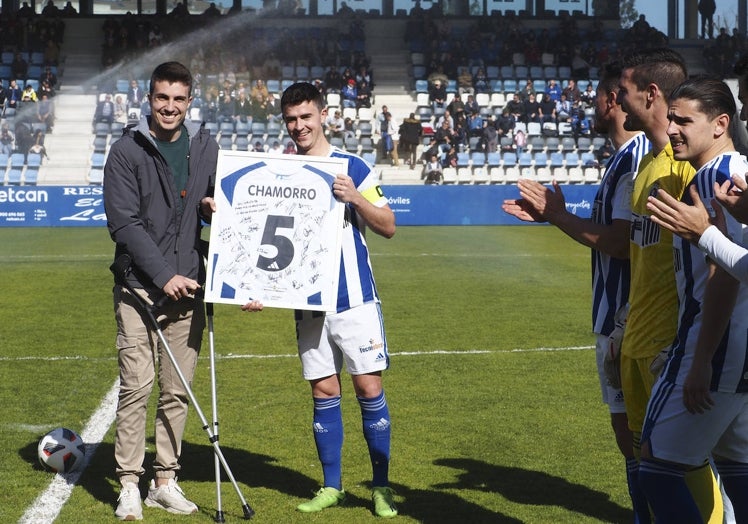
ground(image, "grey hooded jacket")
xmin=103 ymin=116 xmax=218 ymax=293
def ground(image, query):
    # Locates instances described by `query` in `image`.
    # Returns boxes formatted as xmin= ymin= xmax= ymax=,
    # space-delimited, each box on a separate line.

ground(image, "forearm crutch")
xmin=110 ymin=254 xmax=254 ymax=520
xmin=206 ymin=300 xmax=225 ymax=523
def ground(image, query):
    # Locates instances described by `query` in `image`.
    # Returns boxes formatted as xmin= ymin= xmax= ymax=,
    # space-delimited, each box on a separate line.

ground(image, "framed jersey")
xmin=206 ymin=150 xmax=346 ymax=311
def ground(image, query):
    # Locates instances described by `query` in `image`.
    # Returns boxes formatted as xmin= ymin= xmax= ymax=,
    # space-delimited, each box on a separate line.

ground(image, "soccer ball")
xmin=37 ymin=427 xmax=86 ymax=473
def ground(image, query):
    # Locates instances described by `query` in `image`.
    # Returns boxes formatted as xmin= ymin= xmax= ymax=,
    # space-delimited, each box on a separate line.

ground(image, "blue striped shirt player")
xmin=591 ymin=132 xmax=650 ymax=336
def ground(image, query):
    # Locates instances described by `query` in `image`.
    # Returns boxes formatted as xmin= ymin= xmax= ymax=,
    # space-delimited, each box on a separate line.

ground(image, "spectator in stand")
xmin=481 ymin=117 xmax=498 ymax=153
xmin=562 ymin=78 xmax=581 ymax=104
xmin=556 ymin=93 xmax=572 ymax=122
xmin=325 ymin=109 xmax=345 ymax=139
xmin=457 ymin=67 xmax=474 ymax=96
xmin=324 ymin=66 xmax=343 ymax=94
xmin=513 ymin=128 xmax=526 ymax=155
xmin=539 ymin=92 xmax=557 ymax=123
xmin=201 ymin=91 xmax=218 ymax=123
xmin=355 ymin=65 xmax=374 ymax=90
xmin=21 ymin=83 xmax=37 ymax=103
xmin=341 ymin=78 xmax=357 ymax=109
xmin=113 ymin=94 xmax=127 ymax=124
xmin=40 ymin=66 xmax=58 ymax=91
xmin=94 ymin=93 xmax=115 ymax=125
xmin=435 ymin=118 xmax=454 ymax=150
xmin=0 ymin=125 xmax=14 ymax=155
xmin=522 ymin=92 xmax=541 ymax=124
xmin=435 ymin=109 xmax=454 ymax=131
xmin=28 ymin=129 xmax=48 ymax=160
xmin=7 ymin=80 xmax=22 ymax=110
xmin=442 ymin=144 xmax=458 ymax=168
xmin=380 ymin=111 xmax=399 ymax=166
xmin=698 ymin=0 xmax=716 ymax=39
xmin=11 ymin=53 xmax=28 ymax=82
xmin=580 ymin=82 xmax=596 ymax=108
xmin=217 ymin=92 xmax=234 ymax=123
xmin=447 ymin=95 xmax=466 ymax=122
xmin=203 ymin=2 xmax=221 ymax=16
xmin=473 ymin=67 xmax=490 ymax=94
xmin=282 ymin=140 xmax=297 ymax=154
xmin=249 ymin=90 xmax=272 ymax=124
xmin=233 ymin=89 xmax=252 ymax=124
xmin=41 ymin=0 xmax=60 ymax=16
xmin=398 ymin=112 xmax=422 ymax=169
xmin=545 ymin=78 xmax=562 ymax=102
xmin=467 ymin=111 xmax=483 ymax=137
xmin=356 ymin=80 xmax=372 ymax=109
xmin=496 ymin=107 xmax=516 ymax=141
xmin=519 ymin=79 xmax=535 ymax=102
xmin=428 ymin=79 xmax=447 ymax=110
xmin=504 ymin=92 xmax=524 ymax=122
xmin=38 ymin=79 xmax=55 ymax=99
xmin=127 ymin=79 xmax=145 ymax=109
xmin=423 ymin=152 xmax=443 ymax=184
xmin=36 ymin=94 xmax=54 ymax=131
xmin=464 ymin=93 xmax=480 ymax=117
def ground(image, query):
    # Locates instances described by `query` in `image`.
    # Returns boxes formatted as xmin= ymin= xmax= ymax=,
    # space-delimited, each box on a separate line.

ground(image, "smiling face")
xmin=282 ymin=99 xmax=328 ymax=156
xmin=148 ymin=79 xmax=192 ymax=142
xmin=667 ymin=97 xmax=721 ymax=168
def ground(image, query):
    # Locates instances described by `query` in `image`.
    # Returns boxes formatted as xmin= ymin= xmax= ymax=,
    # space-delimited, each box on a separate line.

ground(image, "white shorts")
xmin=643 ymin=378 xmax=748 ymax=466
xmin=595 ymin=334 xmax=626 ymax=414
xmin=296 ymin=302 xmax=389 ymax=381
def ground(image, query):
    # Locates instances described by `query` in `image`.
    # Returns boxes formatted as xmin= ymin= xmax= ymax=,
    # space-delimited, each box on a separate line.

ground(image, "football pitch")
xmin=0 ymin=225 xmax=633 ymax=523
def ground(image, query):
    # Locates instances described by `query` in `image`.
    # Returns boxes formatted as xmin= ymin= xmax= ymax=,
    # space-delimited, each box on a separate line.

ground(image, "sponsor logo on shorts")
xmin=359 ymin=338 xmax=384 ymax=354
xmin=375 ymin=352 xmax=386 ymax=362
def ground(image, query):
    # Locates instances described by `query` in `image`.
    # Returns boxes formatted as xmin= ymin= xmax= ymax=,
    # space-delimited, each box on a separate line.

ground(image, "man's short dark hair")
xmin=280 ymin=82 xmax=325 ymax=112
xmin=670 ymin=75 xmax=736 ymax=124
xmin=621 ymin=48 xmax=687 ymax=102
xmin=149 ymin=61 xmax=193 ymax=96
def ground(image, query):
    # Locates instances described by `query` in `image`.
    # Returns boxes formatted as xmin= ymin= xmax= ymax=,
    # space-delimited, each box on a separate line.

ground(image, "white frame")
xmin=206 ymin=151 xmax=346 ymax=311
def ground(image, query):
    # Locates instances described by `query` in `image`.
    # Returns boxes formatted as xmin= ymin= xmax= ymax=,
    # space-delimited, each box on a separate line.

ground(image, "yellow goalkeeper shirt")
xmin=622 ymin=143 xmax=695 ymax=360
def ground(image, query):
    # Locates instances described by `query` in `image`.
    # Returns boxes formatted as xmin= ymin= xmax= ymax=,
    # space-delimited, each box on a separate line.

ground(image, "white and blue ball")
xmin=37 ymin=427 xmax=85 ymax=473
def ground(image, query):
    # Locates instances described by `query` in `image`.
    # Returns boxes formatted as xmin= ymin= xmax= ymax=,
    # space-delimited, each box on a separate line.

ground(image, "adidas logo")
xmin=375 ymin=352 xmax=386 ymax=362
xmin=313 ymin=422 xmax=328 ymax=433
xmin=267 ymin=261 xmax=280 ymax=270
xmin=369 ymin=418 xmax=390 ymax=431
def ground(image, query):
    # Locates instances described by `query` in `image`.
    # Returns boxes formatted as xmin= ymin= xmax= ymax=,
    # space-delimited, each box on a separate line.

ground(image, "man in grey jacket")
xmin=103 ymin=61 xmax=218 ymax=521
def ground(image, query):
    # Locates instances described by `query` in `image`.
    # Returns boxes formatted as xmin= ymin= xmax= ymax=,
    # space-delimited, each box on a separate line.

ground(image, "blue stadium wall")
xmin=0 ymin=184 xmax=598 ymax=226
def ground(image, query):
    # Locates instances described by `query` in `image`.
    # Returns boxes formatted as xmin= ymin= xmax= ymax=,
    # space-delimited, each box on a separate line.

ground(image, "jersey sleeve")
xmin=610 ymin=171 xmax=634 ymax=222
xmin=349 ymin=154 xmax=388 ymax=207
xmin=698 ymin=225 xmax=748 ymax=283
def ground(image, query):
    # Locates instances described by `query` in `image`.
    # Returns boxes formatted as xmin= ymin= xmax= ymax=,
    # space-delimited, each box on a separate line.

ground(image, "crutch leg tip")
xmin=213 ymin=510 xmax=225 ymax=523
xmin=242 ymin=505 xmax=255 ymax=519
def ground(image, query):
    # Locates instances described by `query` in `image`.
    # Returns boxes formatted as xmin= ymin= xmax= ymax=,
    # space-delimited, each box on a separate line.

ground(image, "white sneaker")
xmin=144 ymin=478 xmax=198 ymax=515
xmin=115 ymin=482 xmax=143 ymax=521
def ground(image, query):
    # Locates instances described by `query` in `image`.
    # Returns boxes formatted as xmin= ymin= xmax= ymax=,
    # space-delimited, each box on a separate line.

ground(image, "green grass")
xmin=0 ymin=226 xmax=632 ymax=523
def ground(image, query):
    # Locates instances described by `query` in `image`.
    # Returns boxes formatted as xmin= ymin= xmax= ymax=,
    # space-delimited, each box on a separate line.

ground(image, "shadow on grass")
xmin=432 ymin=457 xmax=633 ymax=523
xmin=20 ymin=437 xmax=323 ymax=520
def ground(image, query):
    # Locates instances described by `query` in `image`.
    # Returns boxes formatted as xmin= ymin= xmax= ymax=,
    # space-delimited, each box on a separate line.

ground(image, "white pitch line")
xmin=19 ymin=380 xmax=119 ymax=524
xmin=3 ymin=346 xmax=594 ymax=364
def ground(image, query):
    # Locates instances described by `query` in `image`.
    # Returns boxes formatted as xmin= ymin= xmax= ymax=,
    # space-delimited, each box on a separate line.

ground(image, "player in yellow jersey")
xmin=618 ymin=48 xmax=730 ymax=523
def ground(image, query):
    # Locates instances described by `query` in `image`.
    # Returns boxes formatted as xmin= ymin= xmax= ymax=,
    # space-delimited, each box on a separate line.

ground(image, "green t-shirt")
xmin=154 ymin=126 xmax=189 ymax=212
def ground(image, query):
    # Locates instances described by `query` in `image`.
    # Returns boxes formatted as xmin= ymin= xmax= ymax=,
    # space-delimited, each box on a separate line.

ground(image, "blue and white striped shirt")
xmin=591 ymin=133 xmax=650 ymax=336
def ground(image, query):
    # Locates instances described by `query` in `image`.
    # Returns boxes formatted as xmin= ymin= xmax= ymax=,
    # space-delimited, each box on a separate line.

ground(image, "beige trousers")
xmin=113 ymin=286 xmax=204 ymax=485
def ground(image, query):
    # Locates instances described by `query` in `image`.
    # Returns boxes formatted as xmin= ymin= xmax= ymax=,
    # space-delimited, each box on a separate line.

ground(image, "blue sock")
xmin=358 ymin=390 xmax=391 ymax=487
xmin=312 ymin=396 xmax=343 ymax=490
xmin=716 ymin=460 xmax=748 ymax=523
xmin=626 ymin=457 xmax=651 ymax=524
xmin=639 ymin=459 xmax=701 ymax=523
